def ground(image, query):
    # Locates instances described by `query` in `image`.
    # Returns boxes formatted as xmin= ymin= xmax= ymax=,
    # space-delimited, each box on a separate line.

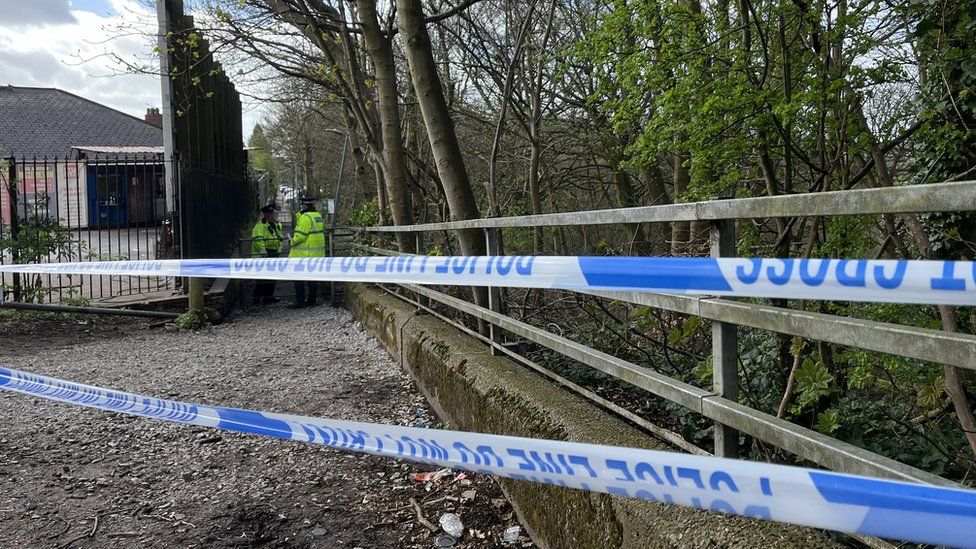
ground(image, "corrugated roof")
xmin=0 ymin=86 xmax=163 ymax=159
xmin=73 ymin=146 xmax=164 ymax=154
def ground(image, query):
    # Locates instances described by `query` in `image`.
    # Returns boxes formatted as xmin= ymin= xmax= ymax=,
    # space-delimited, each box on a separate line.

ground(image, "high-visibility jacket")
xmin=289 ymin=210 xmax=327 ymax=258
xmin=251 ymin=220 xmax=283 ymax=256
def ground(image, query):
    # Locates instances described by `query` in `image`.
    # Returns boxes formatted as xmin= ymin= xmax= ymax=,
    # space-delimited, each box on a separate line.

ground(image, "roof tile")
xmin=0 ymin=86 xmax=163 ymax=158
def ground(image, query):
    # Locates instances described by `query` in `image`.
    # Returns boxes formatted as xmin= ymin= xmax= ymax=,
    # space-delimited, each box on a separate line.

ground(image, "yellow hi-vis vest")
xmin=251 ymin=220 xmax=283 ymax=256
xmin=289 ymin=210 xmax=327 ymax=258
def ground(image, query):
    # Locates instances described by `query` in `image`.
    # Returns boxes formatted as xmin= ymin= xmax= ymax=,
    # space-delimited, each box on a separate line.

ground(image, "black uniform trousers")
xmin=293 ymin=280 xmax=319 ymax=307
xmin=252 ymin=251 xmax=279 ymax=302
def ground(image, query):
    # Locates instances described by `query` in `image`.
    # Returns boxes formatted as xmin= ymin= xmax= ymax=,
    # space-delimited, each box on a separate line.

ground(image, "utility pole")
xmin=157 ymin=0 xmax=179 ymax=214
xmin=323 ymin=129 xmax=347 ymax=306
xmin=325 ymin=128 xmax=348 ymax=230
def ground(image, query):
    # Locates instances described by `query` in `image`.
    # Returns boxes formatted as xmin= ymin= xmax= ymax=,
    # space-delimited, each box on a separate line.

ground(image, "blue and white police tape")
xmin=2 ymin=255 xmax=976 ymax=305
xmin=1 ymin=366 xmax=975 ymax=547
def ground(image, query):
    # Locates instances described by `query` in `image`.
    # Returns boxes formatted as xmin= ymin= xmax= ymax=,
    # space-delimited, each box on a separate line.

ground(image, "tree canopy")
xmin=182 ymin=0 xmax=976 ymax=481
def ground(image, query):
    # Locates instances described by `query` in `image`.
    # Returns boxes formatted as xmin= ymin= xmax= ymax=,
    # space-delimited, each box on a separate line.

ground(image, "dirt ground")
xmin=0 ymin=303 xmax=533 ymax=548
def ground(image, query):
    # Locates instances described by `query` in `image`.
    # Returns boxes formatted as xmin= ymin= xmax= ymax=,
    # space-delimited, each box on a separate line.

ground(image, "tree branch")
xmin=425 ymin=0 xmax=486 ymax=24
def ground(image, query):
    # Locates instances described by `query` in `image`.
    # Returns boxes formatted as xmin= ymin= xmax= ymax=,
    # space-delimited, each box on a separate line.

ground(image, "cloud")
xmin=0 ymin=50 xmax=90 ymax=90
xmin=0 ymin=0 xmax=259 ymax=137
xmin=0 ymin=0 xmax=77 ymax=27
xmin=0 ymin=1 xmax=161 ymax=118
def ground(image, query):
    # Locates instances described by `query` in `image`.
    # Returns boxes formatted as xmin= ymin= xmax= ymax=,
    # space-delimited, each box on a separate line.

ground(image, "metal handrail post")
xmin=485 ymin=227 xmax=504 ymax=355
xmin=413 ymin=231 xmax=426 ymax=306
xmin=710 ymin=218 xmax=739 ymax=458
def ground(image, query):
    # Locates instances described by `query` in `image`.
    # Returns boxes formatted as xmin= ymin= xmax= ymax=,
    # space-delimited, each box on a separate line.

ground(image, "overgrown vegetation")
xmin=0 ymin=209 xmax=83 ymax=303
xmin=146 ymin=0 xmax=976 ymax=482
xmin=170 ymin=310 xmax=211 ymax=331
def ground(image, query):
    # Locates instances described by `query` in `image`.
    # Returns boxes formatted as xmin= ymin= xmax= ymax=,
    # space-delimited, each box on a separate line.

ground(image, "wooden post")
xmin=188 ymin=277 xmax=204 ymax=314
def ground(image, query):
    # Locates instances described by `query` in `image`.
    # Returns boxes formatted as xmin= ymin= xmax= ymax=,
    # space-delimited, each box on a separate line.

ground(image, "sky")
xmin=0 ymin=0 xmax=260 ymax=137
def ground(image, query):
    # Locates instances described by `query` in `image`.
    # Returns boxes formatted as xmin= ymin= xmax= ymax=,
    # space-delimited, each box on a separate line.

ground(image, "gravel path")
xmin=0 ymin=305 xmax=530 ymax=548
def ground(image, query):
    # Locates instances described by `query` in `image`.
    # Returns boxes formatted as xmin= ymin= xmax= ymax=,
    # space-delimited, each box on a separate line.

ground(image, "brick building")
xmin=0 ymin=85 xmax=165 ymax=227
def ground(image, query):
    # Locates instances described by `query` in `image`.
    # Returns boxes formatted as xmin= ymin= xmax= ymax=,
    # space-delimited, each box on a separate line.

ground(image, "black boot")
xmin=292 ymin=281 xmax=306 ymax=308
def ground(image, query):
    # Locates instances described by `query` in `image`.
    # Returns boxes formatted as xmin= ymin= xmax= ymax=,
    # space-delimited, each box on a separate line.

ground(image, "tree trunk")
xmin=396 ymin=0 xmax=488 ymax=323
xmin=357 ymin=0 xmax=415 ymax=252
xmin=611 ymin=169 xmax=648 ymax=255
xmin=758 ymin=146 xmax=791 ymax=256
xmin=548 ymin=188 xmax=566 ymax=254
xmin=528 ymin=136 xmax=543 ymax=252
xmin=643 ymin=162 xmax=672 ymax=255
xmin=488 ymin=0 xmax=540 ymax=218
xmin=396 ymin=0 xmax=484 ymax=256
xmin=343 ymin=110 xmax=370 ymax=202
xmin=527 ymin=46 xmax=544 ymax=252
xmin=671 ymin=152 xmax=691 ymax=254
xmin=371 ymin=159 xmax=389 ymax=226
xmin=527 ymin=0 xmax=557 ymax=253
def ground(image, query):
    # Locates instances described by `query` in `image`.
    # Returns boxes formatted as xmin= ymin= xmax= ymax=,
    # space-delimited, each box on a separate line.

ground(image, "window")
xmin=96 ymin=173 xmax=121 ymax=205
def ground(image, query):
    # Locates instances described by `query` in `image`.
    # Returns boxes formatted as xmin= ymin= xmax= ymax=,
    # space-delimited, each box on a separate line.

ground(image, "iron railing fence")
xmin=1 ymin=155 xmax=177 ymax=303
xmin=348 ymin=179 xmax=976 ymax=490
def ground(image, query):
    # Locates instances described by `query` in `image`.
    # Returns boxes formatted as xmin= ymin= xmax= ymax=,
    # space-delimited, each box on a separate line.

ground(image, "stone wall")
xmin=346 ymin=283 xmax=837 ymax=549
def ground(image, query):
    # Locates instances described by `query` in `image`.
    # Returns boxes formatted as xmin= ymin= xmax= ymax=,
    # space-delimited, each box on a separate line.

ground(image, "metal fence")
xmin=162 ymin=0 xmax=251 ymax=261
xmin=351 ymin=180 xmax=976 ymax=492
xmin=1 ymin=155 xmax=177 ymax=303
xmin=179 ymin=165 xmax=252 ymax=260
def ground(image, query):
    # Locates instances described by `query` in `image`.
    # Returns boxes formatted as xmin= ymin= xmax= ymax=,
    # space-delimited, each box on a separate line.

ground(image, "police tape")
xmin=1 ymin=366 xmax=974 ymax=546
xmin=2 ymin=255 xmax=976 ymax=305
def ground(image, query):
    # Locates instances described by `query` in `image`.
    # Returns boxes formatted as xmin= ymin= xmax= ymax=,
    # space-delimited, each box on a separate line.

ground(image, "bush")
xmin=171 ymin=310 xmax=210 ymax=331
xmin=0 ymin=210 xmax=83 ymax=303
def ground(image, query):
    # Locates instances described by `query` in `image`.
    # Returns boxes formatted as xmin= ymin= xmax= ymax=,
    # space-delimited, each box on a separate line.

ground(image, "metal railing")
xmin=349 ymin=180 xmax=976 ymax=490
xmin=1 ymin=155 xmax=176 ymax=303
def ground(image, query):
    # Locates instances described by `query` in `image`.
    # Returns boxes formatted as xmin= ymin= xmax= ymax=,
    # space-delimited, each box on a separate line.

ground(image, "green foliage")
xmin=906 ymin=0 xmax=976 ymax=257
xmin=667 ymin=316 xmax=701 ymax=346
xmin=348 ymin=198 xmax=383 ymax=246
xmin=348 ymin=197 xmax=381 ymax=227
xmin=59 ymin=296 xmax=91 ymax=308
xmin=815 ymin=409 xmax=842 ymax=435
xmin=0 ymin=210 xmax=82 ymax=302
xmin=907 ymin=0 xmax=976 ymax=177
xmin=835 ymin=395 xmax=952 ymax=476
xmin=917 ymin=376 xmax=947 ymax=410
xmin=546 ymin=0 xmax=976 ymax=482
xmin=1 ymin=211 xmax=78 ymax=263
xmin=693 ymin=357 xmax=712 ymax=384
xmin=247 ymin=123 xmax=274 ymax=174
xmin=171 ymin=310 xmax=209 ymax=331
xmin=793 ymin=359 xmax=834 ymax=411
xmin=816 ymin=217 xmax=879 ymax=258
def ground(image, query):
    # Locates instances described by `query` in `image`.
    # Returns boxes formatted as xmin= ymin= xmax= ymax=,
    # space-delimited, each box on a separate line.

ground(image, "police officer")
xmin=288 ymin=196 xmax=326 ymax=308
xmin=251 ymin=204 xmax=283 ymax=304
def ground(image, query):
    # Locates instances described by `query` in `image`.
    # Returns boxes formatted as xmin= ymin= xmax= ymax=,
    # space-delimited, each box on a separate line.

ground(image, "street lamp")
xmin=324 ymin=128 xmax=348 ymax=232
xmin=324 ymin=128 xmax=349 ymax=308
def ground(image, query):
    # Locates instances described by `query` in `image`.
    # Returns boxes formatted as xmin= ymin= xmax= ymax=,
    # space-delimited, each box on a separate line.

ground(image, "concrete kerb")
xmin=345 ymin=283 xmax=839 ymax=549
